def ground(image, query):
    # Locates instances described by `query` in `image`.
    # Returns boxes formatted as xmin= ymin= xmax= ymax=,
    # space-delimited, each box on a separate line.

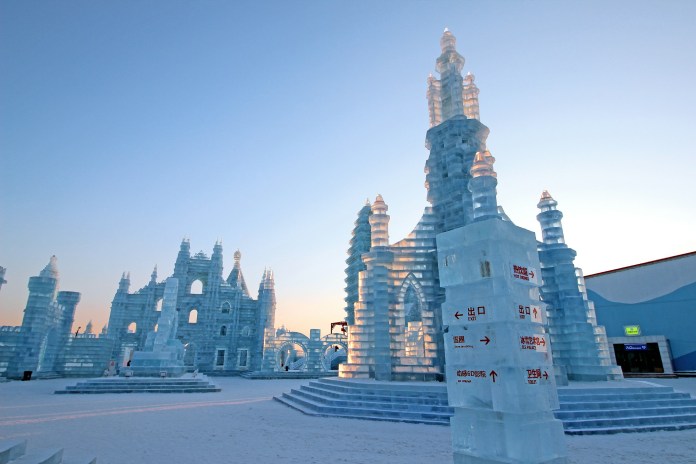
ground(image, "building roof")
xmin=585 ymin=251 xmax=696 ymax=278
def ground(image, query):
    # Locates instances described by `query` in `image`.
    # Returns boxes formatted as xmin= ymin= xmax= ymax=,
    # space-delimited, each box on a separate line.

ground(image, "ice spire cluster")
xmin=427 ymin=29 xmax=480 ymax=126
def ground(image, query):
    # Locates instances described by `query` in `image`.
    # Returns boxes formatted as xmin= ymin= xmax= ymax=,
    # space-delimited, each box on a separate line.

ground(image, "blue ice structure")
xmin=4 ymin=257 xmax=81 ymax=379
xmin=437 ymin=150 xmax=567 ymax=463
xmin=340 ymin=29 xmax=488 ymax=381
xmin=107 ymin=241 xmax=276 ymax=374
xmin=537 ymin=191 xmax=623 ymax=381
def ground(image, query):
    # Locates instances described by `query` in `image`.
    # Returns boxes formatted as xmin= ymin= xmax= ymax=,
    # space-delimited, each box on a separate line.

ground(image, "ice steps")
xmin=274 ymin=378 xmax=696 ymax=434
xmin=0 ymin=440 xmax=96 ymax=464
xmin=274 ymin=378 xmax=452 ymax=425
xmin=54 ymin=377 xmax=220 ymax=394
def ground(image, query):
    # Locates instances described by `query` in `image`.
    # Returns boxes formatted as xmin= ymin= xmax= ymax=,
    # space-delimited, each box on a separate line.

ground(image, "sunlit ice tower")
xmin=340 ymin=29 xmax=486 ymax=381
xmin=537 ymin=191 xmax=623 ymax=381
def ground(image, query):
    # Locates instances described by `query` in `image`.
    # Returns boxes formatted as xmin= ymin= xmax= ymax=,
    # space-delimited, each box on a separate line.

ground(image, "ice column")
xmin=436 ymin=157 xmax=567 ymax=464
xmin=463 ymin=72 xmax=480 ymax=121
xmin=536 ymin=191 xmax=623 ymax=381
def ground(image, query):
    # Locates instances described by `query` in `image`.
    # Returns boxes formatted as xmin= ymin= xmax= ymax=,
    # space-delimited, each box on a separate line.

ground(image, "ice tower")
xmin=437 ymin=143 xmax=567 ymax=463
xmin=340 ymin=29 xmax=493 ymax=381
xmin=7 ymin=256 xmax=81 ymax=378
xmin=536 ymin=191 xmax=623 ymax=381
xmin=425 ymin=29 xmax=489 ymax=232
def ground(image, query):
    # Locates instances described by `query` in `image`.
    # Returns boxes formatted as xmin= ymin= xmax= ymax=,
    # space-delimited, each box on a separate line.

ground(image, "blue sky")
xmin=1 ymin=0 xmax=694 ymax=335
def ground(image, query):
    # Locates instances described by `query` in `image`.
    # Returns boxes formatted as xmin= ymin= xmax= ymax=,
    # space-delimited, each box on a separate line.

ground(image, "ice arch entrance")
xmin=277 ymin=342 xmax=307 ymax=371
xmin=400 ymin=278 xmax=425 ymax=358
xmin=321 ymin=341 xmax=348 ymax=371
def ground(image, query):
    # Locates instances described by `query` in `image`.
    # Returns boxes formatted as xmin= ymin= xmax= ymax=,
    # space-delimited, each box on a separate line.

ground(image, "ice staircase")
xmin=0 ymin=439 xmax=96 ymax=464
xmin=54 ymin=376 xmax=220 ymax=394
xmin=274 ymin=378 xmax=452 ymax=425
xmin=557 ymin=385 xmax=696 ymax=434
xmin=274 ymin=378 xmax=696 ymax=434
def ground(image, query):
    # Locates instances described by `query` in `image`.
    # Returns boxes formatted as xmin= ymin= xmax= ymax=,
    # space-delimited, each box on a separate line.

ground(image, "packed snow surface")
xmin=1 ymin=377 xmax=696 ymax=463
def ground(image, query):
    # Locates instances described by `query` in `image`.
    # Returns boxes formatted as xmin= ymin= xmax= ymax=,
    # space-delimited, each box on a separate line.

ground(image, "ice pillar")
xmin=436 ymin=158 xmax=567 ymax=464
xmin=536 ymin=191 xmax=623 ymax=381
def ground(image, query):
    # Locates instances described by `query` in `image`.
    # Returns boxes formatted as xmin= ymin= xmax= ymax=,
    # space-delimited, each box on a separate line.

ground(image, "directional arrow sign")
xmin=489 ymin=370 xmax=498 ymax=383
xmin=454 ymin=311 xmax=463 ymax=320
xmin=480 ymin=336 xmax=491 ymax=345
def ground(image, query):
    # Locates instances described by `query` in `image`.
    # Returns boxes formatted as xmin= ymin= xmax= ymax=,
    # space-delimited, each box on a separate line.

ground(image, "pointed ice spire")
xmin=537 ymin=191 xmax=566 ymax=245
xmin=469 ymin=150 xmax=500 ymax=222
xmin=150 ymin=265 xmax=158 ymax=284
xmin=227 ymin=249 xmax=249 ymax=296
xmin=427 ymin=28 xmax=476 ymax=125
xmin=463 ymin=72 xmax=480 ymax=120
xmin=40 ymin=255 xmax=59 ymax=279
xmin=118 ymin=271 xmax=130 ymax=293
xmin=85 ymin=320 xmax=93 ymax=334
xmin=369 ymin=194 xmax=390 ymax=248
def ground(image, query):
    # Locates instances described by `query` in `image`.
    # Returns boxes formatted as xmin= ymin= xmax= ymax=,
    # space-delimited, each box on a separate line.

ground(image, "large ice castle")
xmin=340 ymin=29 xmax=620 ymax=382
xmin=107 ymin=240 xmax=276 ymax=374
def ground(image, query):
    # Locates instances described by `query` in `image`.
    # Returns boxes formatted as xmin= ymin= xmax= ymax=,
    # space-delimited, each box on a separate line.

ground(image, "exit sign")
xmin=624 ymin=325 xmax=641 ymax=336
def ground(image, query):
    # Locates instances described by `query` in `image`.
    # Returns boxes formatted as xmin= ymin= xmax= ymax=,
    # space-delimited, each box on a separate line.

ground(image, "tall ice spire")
xmin=427 ymin=29 xmax=480 ymax=126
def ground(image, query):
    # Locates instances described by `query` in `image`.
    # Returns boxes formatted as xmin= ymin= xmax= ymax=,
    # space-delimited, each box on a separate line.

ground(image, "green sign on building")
xmin=624 ymin=325 xmax=641 ymax=336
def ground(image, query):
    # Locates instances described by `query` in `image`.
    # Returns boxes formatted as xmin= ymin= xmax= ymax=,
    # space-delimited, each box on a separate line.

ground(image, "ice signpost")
xmin=437 ymin=218 xmax=568 ymax=464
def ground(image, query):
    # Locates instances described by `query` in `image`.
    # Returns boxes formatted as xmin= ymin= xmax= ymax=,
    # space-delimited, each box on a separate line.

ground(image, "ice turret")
xmin=256 ymin=268 xmax=277 ymax=368
xmin=150 ymin=266 xmax=158 ymax=285
xmin=210 ymin=240 xmax=224 ymax=280
xmin=469 ymin=150 xmax=500 ymax=221
xmin=118 ymin=272 xmax=130 ymax=293
xmin=369 ymin=195 xmax=390 ymax=249
xmin=536 ymin=192 xmax=623 ymax=382
xmin=173 ymin=238 xmax=191 ymax=276
xmin=7 ymin=258 xmax=81 ymax=378
xmin=537 ymin=190 xmax=565 ymax=245
xmin=426 ymin=73 xmax=442 ymax=127
xmin=0 ymin=266 xmax=6 ymax=292
xmin=462 ymin=72 xmax=480 ymax=120
xmin=434 ymin=29 xmax=466 ymax=122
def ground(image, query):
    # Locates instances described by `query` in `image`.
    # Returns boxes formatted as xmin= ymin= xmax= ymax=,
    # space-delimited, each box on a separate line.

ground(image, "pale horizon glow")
xmin=1 ymin=1 xmax=694 ymax=337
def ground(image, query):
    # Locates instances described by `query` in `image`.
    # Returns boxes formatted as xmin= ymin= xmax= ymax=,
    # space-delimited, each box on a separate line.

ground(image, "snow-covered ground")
xmin=1 ymin=377 xmax=695 ymax=464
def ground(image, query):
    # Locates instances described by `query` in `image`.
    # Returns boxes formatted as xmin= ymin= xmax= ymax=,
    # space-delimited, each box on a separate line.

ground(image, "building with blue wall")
xmin=585 ymin=252 xmax=696 ymax=374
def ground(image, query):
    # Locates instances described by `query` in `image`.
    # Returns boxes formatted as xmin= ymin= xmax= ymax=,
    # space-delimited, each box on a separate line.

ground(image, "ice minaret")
xmin=425 ymin=29 xmax=490 ymax=233
xmin=344 ymin=201 xmax=372 ymax=325
xmin=536 ymin=191 xmax=623 ymax=381
xmin=462 ymin=72 xmax=480 ymax=120
xmin=469 ymin=150 xmax=500 ymax=221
